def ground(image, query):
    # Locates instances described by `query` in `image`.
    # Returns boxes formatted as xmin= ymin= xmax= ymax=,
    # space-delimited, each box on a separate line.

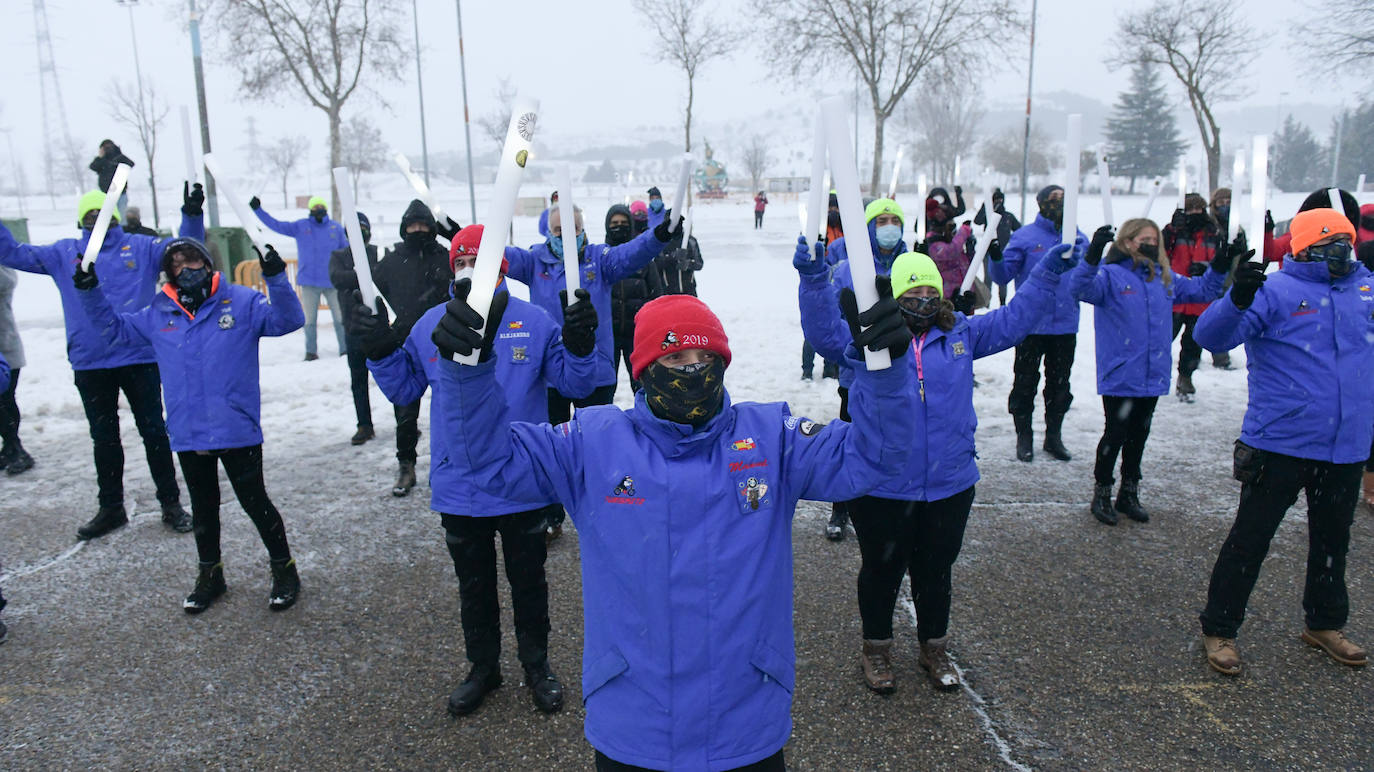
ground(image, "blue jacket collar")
xmin=629 ymin=388 xmax=735 ymax=458
xmin=1282 ymin=258 xmax=1356 ymax=285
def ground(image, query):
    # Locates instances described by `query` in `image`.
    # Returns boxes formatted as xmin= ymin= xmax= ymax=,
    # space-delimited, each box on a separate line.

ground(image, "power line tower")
xmin=33 ymin=0 xmax=83 ymax=200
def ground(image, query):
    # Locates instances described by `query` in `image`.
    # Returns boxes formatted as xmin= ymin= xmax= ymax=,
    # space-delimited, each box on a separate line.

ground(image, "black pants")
xmin=1200 ymin=452 xmax=1361 ymax=639
xmin=177 ymin=445 xmax=291 ymax=565
xmin=613 ymin=330 xmax=640 ymax=395
xmin=595 ymin=749 xmax=784 ymax=772
xmin=1093 ymin=396 xmax=1158 ymax=485
xmin=800 ymin=341 xmax=836 ymax=379
xmin=394 ymin=400 xmax=421 ymax=464
xmin=1171 ymin=313 xmax=1203 ymax=376
xmin=73 ymin=363 xmax=180 ymax=508
xmin=441 ymin=509 xmax=551 ymax=668
xmin=0 ymin=366 xmax=21 ymax=452
xmin=345 ymin=335 xmax=372 ymax=429
xmin=1008 ymin=333 xmax=1075 ymax=418
xmin=849 ymin=488 xmax=976 ymax=642
xmin=754 ymin=211 xmax=764 ymax=228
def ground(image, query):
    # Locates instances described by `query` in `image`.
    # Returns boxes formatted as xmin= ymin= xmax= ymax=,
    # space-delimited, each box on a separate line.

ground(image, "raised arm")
xmin=969 ymin=260 xmax=1065 ymax=357
xmin=367 ymin=330 xmax=432 ymax=406
xmin=74 ymin=272 xmax=153 ymax=348
xmin=253 ymin=206 xmax=299 ymax=237
xmin=0 ymin=221 xmax=64 ymax=275
xmin=600 ymin=227 xmax=671 ymax=284
xmin=252 ymin=269 xmax=305 ymax=336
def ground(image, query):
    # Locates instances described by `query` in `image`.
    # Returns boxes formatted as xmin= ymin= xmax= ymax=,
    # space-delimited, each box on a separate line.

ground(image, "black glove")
xmin=1229 ymin=258 xmax=1266 ymax=310
xmin=432 ymin=278 xmax=508 ymax=362
xmin=1211 ymin=234 xmax=1252 ymax=275
xmin=963 ymin=234 xmax=976 ymax=258
xmin=838 ymin=275 xmax=910 ymax=360
xmin=653 ymin=210 xmax=676 ymax=242
xmin=350 ymin=293 xmax=401 ymax=360
xmin=181 ymin=182 xmax=205 ymax=217
xmin=255 ymin=244 xmax=286 ymax=277
xmin=1187 ymin=262 xmax=1208 ymax=277
xmin=1086 ymin=225 xmax=1115 ymax=266
xmin=436 ymin=216 xmax=461 ymax=242
xmin=1170 ymin=208 xmax=1186 ymax=231
xmin=73 ymin=261 xmax=98 ymax=291
xmin=987 ymin=238 xmax=1004 ymax=261
xmin=559 ymin=288 xmax=597 ymax=357
xmin=1264 ymin=209 xmax=1274 ymax=234
xmin=952 ymin=290 xmax=977 ymax=316
xmin=249 ymin=196 xmax=261 ymax=211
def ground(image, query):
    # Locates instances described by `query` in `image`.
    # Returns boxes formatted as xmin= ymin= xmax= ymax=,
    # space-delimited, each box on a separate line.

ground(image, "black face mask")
xmin=1139 ymin=244 xmax=1160 ymax=260
xmin=827 ymin=210 xmax=842 ymax=228
xmin=899 ymin=297 xmax=940 ymax=334
xmin=606 ymin=224 xmax=632 ymax=246
xmin=403 ymin=230 xmax=432 ymax=250
xmin=640 ymin=359 xmax=726 ymax=428
xmin=1185 ymin=213 xmax=1209 ymax=230
xmin=175 ymin=266 xmax=213 ymax=314
xmin=1307 ymin=241 xmax=1355 ymax=278
xmin=632 ymin=217 xmax=649 ymax=235
xmin=311 ymin=210 xmax=327 ymax=223
xmin=1215 ymin=205 xmax=1230 ymax=221
xmin=1039 ymin=200 xmax=1063 ymax=226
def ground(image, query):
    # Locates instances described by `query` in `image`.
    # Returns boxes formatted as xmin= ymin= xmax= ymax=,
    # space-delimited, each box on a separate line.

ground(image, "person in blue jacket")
xmin=800 ymin=245 xmax=1073 ymax=694
xmin=355 ymin=223 xmax=600 ymax=717
xmin=428 ymin=280 xmax=915 ymax=772
xmin=74 ymin=238 xmax=305 ymax=614
xmin=249 ymin=194 xmax=348 ymax=360
xmin=1194 ymin=208 xmax=1372 ymax=676
xmin=504 ymin=204 xmax=675 ymax=541
xmin=0 ymin=351 xmax=7 ymax=641
xmin=1071 ymin=218 xmax=1231 ymax=526
xmin=645 ymin=186 xmax=666 ymax=230
xmin=987 ymin=185 xmax=1089 ymax=463
xmin=537 ymin=190 xmax=557 ymax=238
xmin=0 ymin=185 xmax=205 ymax=540
xmin=804 ymin=197 xmax=909 ymax=541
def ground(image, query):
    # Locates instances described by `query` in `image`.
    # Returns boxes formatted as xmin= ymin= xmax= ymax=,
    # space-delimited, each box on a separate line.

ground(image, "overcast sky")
xmin=0 ymin=0 xmax=1344 ymax=190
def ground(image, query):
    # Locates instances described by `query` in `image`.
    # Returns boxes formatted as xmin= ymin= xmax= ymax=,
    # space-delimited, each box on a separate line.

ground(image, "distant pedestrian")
xmin=250 ymin=194 xmax=348 ymax=361
xmin=89 ymin=139 xmax=135 ymax=212
xmin=754 ymin=190 xmax=768 ymax=228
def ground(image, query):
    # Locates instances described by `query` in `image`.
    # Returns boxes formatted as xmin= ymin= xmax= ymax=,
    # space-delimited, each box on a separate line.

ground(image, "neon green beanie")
xmin=308 ymin=196 xmax=327 ymax=211
xmin=77 ymin=190 xmax=120 ymax=228
xmin=864 ymin=197 xmax=904 ymax=225
xmin=889 ymin=252 xmax=943 ymax=300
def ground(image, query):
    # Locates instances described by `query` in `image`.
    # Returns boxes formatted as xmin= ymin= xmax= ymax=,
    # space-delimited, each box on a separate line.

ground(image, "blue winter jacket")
xmin=1194 ymin=260 xmax=1374 ymax=463
xmin=505 ymin=229 xmax=666 ymax=388
xmin=78 ymin=271 xmax=304 ymax=452
xmin=538 ymin=207 xmax=551 ymax=238
xmin=1071 ymin=251 xmax=1226 ymax=397
xmin=801 ymin=262 xmax=1058 ymax=501
xmin=987 ymin=214 xmax=1088 ymax=335
xmin=820 ymin=225 xmax=907 ymax=390
xmin=367 ymin=286 xmax=598 ymax=516
xmin=0 ymin=214 xmax=205 ymax=371
xmin=254 ymin=208 xmax=348 ymax=288
xmin=433 ymin=350 xmax=915 ymax=772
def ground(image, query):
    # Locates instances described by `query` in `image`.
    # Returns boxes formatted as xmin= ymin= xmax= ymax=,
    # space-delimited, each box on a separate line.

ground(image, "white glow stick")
xmin=1061 ymin=114 xmax=1082 ymax=248
xmin=459 ymin=96 xmax=538 ymax=366
xmin=180 ymin=106 xmax=197 ymax=183
xmin=1178 ymin=164 xmax=1187 ymax=210
xmin=960 ymin=211 xmax=1001 ymax=295
xmin=1228 ymin=154 xmax=1246 ymax=245
xmin=798 ymin=202 xmax=807 ymax=234
xmin=820 ymin=95 xmax=889 ymax=370
xmin=1357 ymin=174 xmax=1366 ymax=195
xmin=915 ymin=173 xmax=928 ymax=239
xmin=953 ymin=155 xmax=962 ymax=186
xmin=805 ymin=111 xmax=827 ymax=242
xmin=887 ymin=146 xmax=905 ymax=200
xmin=1327 ymin=187 xmax=1343 ymax=211
xmin=394 ymin=153 xmax=449 ymax=226
xmin=202 ymin=153 xmax=270 ymax=250
xmin=1142 ymin=180 xmax=1162 ymax=218
xmin=1098 ymin=155 xmax=1114 ymax=227
xmin=82 ymin=163 xmax=131 ymax=270
xmin=332 ymin=166 xmax=382 ymax=313
xmin=1249 ymin=137 xmax=1269 ymax=252
xmin=554 ymin=162 xmax=579 ymax=293
xmin=667 ymin=154 xmax=694 ymax=233
xmin=679 ymin=206 xmax=694 ymax=289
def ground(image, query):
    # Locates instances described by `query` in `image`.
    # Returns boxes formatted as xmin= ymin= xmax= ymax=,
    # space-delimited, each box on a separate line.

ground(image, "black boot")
xmin=523 ymin=661 xmax=564 ymax=713
xmin=268 ymin=558 xmax=300 ymax=611
xmin=1013 ymin=414 xmax=1034 ymax=462
xmin=1043 ymin=412 xmax=1072 ymax=461
xmin=1115 ymin=479 xmax=1150 ymax=522
xmin=77 ymin=506 xmax=129 ymax=540
xmin=826 ymin=502 xmax=849 ymax=541
xmin=183 ymin=561 xmax=227 ymax=614
xmin=5 ymin=447 xmax=33 ymax=475
xmin=161 ymin=502 xmax=193 ymax=533
xmin=392 ymin=461 xmax=417 ymax=498
xmin=447 ymin=665 xmax=502 ymax=716
xmin=1091 ymin=483 xmax=1117 ymax=525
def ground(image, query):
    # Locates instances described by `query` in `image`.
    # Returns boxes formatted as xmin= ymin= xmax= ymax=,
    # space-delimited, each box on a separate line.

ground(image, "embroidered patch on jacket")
xmin=605 ymin=474 xmax=645 ymax=505
xmin=510 ymin=346 xmax=528 ymax=361
xmin=218 ymin=313 xmax=235 ymax=330
xmin=952 ymin=341 xmax=966 ymax=356
xmin=731 ymin=438 xmax=756 ymax=451
xmin=739 ymin=476 xmax=770 ymax=511
xmin=1292 ymin=299 xmax=1317 ymax=316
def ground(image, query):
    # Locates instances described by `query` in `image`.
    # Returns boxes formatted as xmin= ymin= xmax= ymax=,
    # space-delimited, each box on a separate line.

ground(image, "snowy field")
xmin=1 ymin=180 xmax=1371 ymax=768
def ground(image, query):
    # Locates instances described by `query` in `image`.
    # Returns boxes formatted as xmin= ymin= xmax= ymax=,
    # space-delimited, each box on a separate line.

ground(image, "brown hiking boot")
xmin=860 ymin=639 xmax=895 ymax=694
xmin=918 ymin=637 xmax=960 ymax=692
xmin=1203 ymin=635 xmax=1242 ymax=675
xmin=1302 ymin=629 xmax=1368 ymax=667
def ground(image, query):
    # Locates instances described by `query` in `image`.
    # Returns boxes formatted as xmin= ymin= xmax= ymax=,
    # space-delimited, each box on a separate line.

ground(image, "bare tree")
xmin=633 ymin=0 xmax=740 ymax=153
xmin=476 ymin=77 xmax=517 ymax=154
xmin=741 ymin=135 xmax=771 ymax=191
xmin=214 ymin=0 xmax=405 ymax=213
xmin=982 ymin=124 xmax=1050 ymax=185
xmin=1295 ymin=0 xmax=1374 ymax=71
xmin=1115 ymin=0 xmax=1253 ymax=191
xmin=106 ymin=79 xmax=170 ymax=228
xmin=903 ymin=75 xmax=984 ymax=183
xmin=340 ymin=115 xmax=386 ymax=200
xmin=753 ymin=0 xmax=1022 ymax=192
xmin=264 ymin=135 xmax=310 ymax=209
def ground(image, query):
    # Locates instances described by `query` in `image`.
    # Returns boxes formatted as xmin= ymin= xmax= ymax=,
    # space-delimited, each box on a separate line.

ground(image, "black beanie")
xmin=647 ymin=186 xmax=662 ymax=198
xmin=1298 ymin=188 xmax=1360 ymax=232
xmin=1036 ymin=185 xmax=1064 ymax=204
xmin=159 ymin=238 xmax=215 ymax=279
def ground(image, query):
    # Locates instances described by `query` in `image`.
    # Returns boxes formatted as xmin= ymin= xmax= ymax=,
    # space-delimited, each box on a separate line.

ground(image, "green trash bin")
xmin=1 ymin=218 xmax=29 ymax=244
xmin=204 ymin=227 xmax=256 ymax=284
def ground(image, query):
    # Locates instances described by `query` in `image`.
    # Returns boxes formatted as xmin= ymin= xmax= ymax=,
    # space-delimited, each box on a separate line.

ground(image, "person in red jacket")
xmin=754 ymin=191 xmax=768 ymax=229
xmin=1163 ymin=194 xmax=1227 ymax=401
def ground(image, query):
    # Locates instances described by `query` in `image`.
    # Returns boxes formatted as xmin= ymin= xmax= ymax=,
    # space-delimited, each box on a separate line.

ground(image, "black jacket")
xmin=974 ymin=203 xmax=1021 ymax=247
xmin=372 ymin=200 xmax=454 ymax=336
xmin=329 ymin=243 xmax=382 ymax=337
xmin=647 ymin=232 xmax=702 ymax=298
xmin=89 ymin=145 xmax=136 ymax=192
xmin=608 ymin=204 xmax=658 ymax=337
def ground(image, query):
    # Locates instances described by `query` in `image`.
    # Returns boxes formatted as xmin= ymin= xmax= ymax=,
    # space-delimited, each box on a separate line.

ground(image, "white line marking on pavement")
xmin=1 ymin=542 xmax=86 ymax=582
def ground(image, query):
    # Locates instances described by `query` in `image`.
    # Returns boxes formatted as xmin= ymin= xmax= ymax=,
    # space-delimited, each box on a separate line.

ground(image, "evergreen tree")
xmin=1104 ymin=60 xmax=1187 ymax=192
xmin=1329 ymin=101 xmax=1374 ymax=189
xmin=1271 ymin=115 xmax=1324 ymax=191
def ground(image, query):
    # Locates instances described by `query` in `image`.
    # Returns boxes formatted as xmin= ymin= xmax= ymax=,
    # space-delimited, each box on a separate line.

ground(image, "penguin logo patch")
xmin=613 ymin=476 xmax=635 ymax=496
xmin=661 ymin=330 xmax=680 ymax=350
xmin=218 ymin=314 xmax=235 ymax=330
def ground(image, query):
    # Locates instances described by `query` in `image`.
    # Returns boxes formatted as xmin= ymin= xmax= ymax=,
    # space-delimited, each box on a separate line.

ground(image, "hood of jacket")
xmin=399 ymin=198 xmax=437 ymax=239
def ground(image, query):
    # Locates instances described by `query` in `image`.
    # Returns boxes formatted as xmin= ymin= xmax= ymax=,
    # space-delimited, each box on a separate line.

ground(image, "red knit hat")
xmin=630 ymin=295 xmax=732 ymax=379
xmin=448 ymin=224 xmax=508 ymax=275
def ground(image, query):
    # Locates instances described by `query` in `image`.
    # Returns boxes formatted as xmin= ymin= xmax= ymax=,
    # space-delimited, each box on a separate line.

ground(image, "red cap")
xmin=449 ymin=224 xmax=508 ymax=275
xmin=629 ymin=295 xmax=732 ymax=379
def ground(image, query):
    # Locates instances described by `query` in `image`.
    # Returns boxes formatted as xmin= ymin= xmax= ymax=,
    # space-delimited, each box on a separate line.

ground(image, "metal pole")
xmin=188 ymin=0 xmax=219 ymax=227
xmin=455 ymin=0 xmax=478 ymax=224
xmin=1019 ymin=0 xmax=1038 ymax=222
xmin=412 ymin=0 xmax=431 ymax=186
xmin=1330 ymin=108 xmax=1345 ymax=188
